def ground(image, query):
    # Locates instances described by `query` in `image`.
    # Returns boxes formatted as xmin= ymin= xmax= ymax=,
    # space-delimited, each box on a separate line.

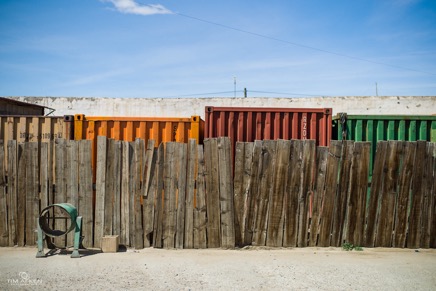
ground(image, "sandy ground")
xmin=0 ymin=246 xmax=435 ymax=291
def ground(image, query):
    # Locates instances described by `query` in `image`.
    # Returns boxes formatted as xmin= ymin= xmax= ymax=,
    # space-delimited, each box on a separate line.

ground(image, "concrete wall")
xmin=6 ymin=96 xmax=436 ymax=119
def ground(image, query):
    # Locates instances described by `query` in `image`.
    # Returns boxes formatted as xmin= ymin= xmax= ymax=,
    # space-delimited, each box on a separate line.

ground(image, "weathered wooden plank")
xmin=7 ymin=140 xmax=17 ymax=246
xmin=233 ymin=142 xmax=246 ymax=246
xmin=0 ymin=140 xmax=8 ymax=246
xmin=25 ymin=142 xmax=39 ymax=246
xmin=66 ymin=140 xmax=79 ymax=247
xmin=266 ymin=140 xmax=290 ymax=247
xmin=163 ymin=142 xmax=176 ymax=249
xmin=121 ymin=141 xmax=130 ymax=246
xmin=175 ymin=143 xmax=188 ymax=249
xmin=344 ymin=142 xmax=370 ymax=246
xmin=375 ymin=141 xmax=403 ymax=247
xmin=153 ymin=143 xmax=164 ymax=248
xmin=309 ymin=147 xmax=328 ymax=247
xmin=218 ymin=137 xmax=235 ymax=248
xmin=297 ymin=140 xmax=316 ymax=247
xmin=94 ymin=136 xmax=107 ymax=249
xmin=134 ymin=139 xmax=144 ymax=249
xmin=39 ymin=143 xmax=49 ymax=214
xmin=331 ymin=141 xmax=354 ymax=247
xmin=407 ymin=141 xmax=427 ymax=248
xmin=203 ymin=138 xmax=220 ymax=248
xmin=104 ymin=139 xmax=115 ymax=236
xmin=142 ymin=139 xmax=156 ymax=247
xmin=128 ymin=142 xmax=136 ymax=246
xmin=78 ymin=140 xmax=93 ymax=248
xmin=194 ymin=145 xmax=207 ymax=249
xmin=184 ymin=139 xmax=196 ymax=249
xmin=54 ymin=139 xmax=66 ymax=247
xmin=16 ymin=143 xmax=26 ymax=247
xmin=318 ymin=140 xmax=342 ymax=247
xmin=252 ymin=140 xmax=276 ymax=246
xmin=245 ymin=141 xmax=262 ymax=246
xmin=421 ymin=142 xmax=435 ymax=248
xmin=430 ymin=143 xmax=436 ymax=249
xmin=392 ymin=142 xmax=416 ymax=248
xmin=364 ymin=141 xmax=388 ymax=247
xmin=240 ymin=142 xmax=254 ymax=246
xmin=283 ymin=140 xmax=303 ymax=247
xmin=113 ymin=140 xmax=122 ymax=238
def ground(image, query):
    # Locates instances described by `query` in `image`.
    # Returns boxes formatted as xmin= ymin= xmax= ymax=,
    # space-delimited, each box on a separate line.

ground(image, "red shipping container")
xmin=205 ymin=106 xmax=332 ymax=147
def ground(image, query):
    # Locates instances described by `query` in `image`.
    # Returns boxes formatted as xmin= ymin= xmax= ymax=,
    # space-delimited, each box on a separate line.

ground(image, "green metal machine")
xmin=36 ymin=203 xmax=83 ymax=258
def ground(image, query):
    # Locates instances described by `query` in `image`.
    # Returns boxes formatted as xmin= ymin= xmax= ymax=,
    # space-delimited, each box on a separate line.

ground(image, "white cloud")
xmin=102 ymin=0 xmax=172 ymax=15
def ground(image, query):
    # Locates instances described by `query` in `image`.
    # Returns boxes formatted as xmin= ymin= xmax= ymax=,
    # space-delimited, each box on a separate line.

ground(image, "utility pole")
xmin=375 ymin=82 xmax=378 ymax=96
xmin=234 ymin=77 xmax=236 ymax=97
xmin=244 ymin=88 xmax=247 ymax=98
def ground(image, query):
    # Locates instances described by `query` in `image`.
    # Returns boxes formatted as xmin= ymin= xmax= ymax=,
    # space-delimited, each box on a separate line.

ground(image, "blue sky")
xmin=0 ymin=0 xmax=435 ymax=98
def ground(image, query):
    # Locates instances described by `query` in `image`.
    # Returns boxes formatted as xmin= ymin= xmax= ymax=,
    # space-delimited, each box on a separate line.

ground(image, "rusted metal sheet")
xmin=204 ymin=107 xmax=332 ymax=147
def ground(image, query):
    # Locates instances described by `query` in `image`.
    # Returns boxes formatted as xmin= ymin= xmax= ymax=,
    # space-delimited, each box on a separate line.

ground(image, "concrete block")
xmin=101 ymin=235 xmax=119 ymax=253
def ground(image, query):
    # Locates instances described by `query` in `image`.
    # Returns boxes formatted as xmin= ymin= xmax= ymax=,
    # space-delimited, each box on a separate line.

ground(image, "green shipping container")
xmin=333 ymin=113 xmax=436 ymax=176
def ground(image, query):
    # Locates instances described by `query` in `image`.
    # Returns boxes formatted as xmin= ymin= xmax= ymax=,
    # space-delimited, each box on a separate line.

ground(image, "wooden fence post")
xmin=7 ymin=140 xmax=17 ymax=246
xmin=94 ymin=136 xmax=107 ymax=249
xmin=0 ymin=141 xmax=8 ymax=246
xmin=78 ymin=140 xmax=93 ymax=248
xmin=266 ymin=140 xmax=290 ymax=247
xmin=204 ymin=139 xmax=220 ymax=248
xmin=193 ymin=144 xmax=207 ymax=249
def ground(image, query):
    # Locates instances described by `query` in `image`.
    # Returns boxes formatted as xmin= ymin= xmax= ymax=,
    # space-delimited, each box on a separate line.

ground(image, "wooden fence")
xmin=0 ymin=138 xmax=435 ymax=249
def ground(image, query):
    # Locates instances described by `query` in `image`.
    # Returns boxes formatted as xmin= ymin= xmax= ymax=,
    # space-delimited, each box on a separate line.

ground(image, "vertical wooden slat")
xmin=345 ymin=142 xmax=370 ymax=246
xmin=194 ymin=145 xmax=207 ymax=249
xmin=252 ymin=140 xmax=276 ymax=246
xmin=163 ymin=142 xmax=177 ymax=249
xmin=175 ymin=143 xmax=188 ymax=249
xmin=375 ymin=141 xmax=402 ymax=247
xmin=233 ymin=142 xmax=245 ymax=246
xmin=430 ymin=143 xmax=436 ymax=248
xmin=309 ymin=147 xmax=328 ymax=247
xmin=393 ymin=142 xmax=416 ymax=247
xmin=153 ymin=143 xmax=164 ymax=248
xmin=39 ymin=143 xmax=49 ymax=213
xmin=203 ymin=139 xmax=220 ymax=248
xmin=184 ymin=139 xmax=196 ymax=249
xmin=266 ymin=140 xmax=290 ymax=247
xmin=134 ymin=139 xmax=144 ymax=249
xmin=283 ymin=140 xmax=302 ymax=247
xmin=0 ymin=140 xmax=8 ymax=246
xmin=128 ymin=142 xmax=136 ymax=246
xmin=121 ymin=141 xmax=130 ymax=246
xmin=245 ymin=141 xmax=262 ymax=246
xmin=421 ymin=142 xmax=435 ymax=248
xmin=25 ymin=142 xmax=39 ymax=246
xmin=297 ymin=140 xmax=316 ymax=247
xmin=78 ymin=140 xmax=93 ymax=248
xmin=7 ymin=140 xmax=17 ymax=246
xmin=16 ymin=143 xmax=26 ymax=246
xmin=66 ymin=140 xmax=79 ymax=247
xmin=142 ymin=139 xmax=156 ymax=247
xmin=318 ymin=141 xmax=342 ymax=247
xmin=364 ymin=141 xmax=388 ymax=247
xmin=54 ymin=139 xmax=67 ymax=247
xmin=104 ymin=139 xmax=115 ymax=236
xmin=331 ymin=141 xmax=354 ymax=247
xmin=407 ymin=141 xmax=427 ymax=248
xmin=94 ymin=136 xmax=107 ymax=248
xmin=218 ymin=137 xmax=235 ymax=248
xmin=113 ymin=141 xmax=122 ymax=239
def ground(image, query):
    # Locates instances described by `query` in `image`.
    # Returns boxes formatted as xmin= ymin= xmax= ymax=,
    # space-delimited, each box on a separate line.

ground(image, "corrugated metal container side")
xmin=74 ymin=114 xmax=203 ymax=144
xmin=205 ymin=106 xmax=332 ymax=147
xmin=0 ymin=115 xmax=74 ymax=173
xmin=332 ymin=113 xmax=436 ymax=176
xmin=0 ymin=115 xmax=73 ymax=143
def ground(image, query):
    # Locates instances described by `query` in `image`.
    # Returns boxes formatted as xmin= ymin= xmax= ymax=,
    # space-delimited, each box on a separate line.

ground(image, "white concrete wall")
xmin=5 ymin=96 xmax=436 ymax=119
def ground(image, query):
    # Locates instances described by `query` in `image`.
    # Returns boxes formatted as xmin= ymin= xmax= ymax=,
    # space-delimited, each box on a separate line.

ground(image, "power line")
xmin=249 ymin=90 xmax=330 ymax=97
xmin=175 ymin=12 xmax=436 ymax=76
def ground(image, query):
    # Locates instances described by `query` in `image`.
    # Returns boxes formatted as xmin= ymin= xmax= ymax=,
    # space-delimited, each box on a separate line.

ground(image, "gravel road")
xmin=0 ymin=247 xmax=435 ymax=290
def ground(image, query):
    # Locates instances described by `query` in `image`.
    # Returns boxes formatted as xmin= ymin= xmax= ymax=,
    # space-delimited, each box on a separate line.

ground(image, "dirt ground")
xmin=0 ymin=246 xmax=435 ymax=291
